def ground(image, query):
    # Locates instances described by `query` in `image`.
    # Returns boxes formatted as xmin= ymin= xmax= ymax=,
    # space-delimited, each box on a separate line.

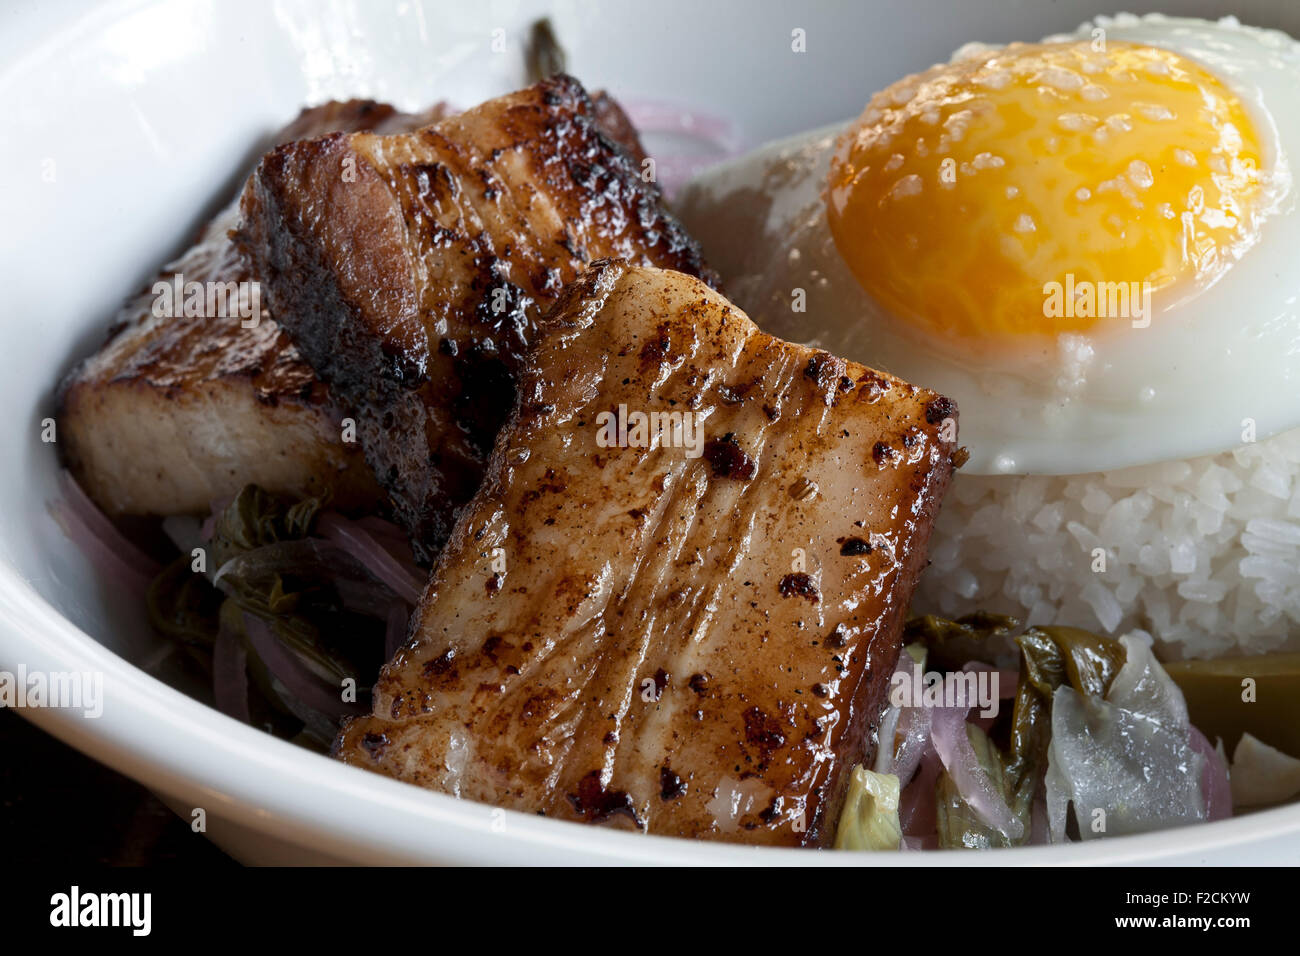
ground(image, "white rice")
xmin=914 ymin=427 xmax=1300 ymax=660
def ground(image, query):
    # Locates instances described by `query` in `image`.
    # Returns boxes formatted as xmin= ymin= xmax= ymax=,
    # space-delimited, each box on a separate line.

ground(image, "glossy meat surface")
xmin=335 ymin=262 xmax=958 ymax=846
xmin=57 ymin=99 xmax=450 ymax=515
xmin=238 ymin=75 xmax=713 ymax=561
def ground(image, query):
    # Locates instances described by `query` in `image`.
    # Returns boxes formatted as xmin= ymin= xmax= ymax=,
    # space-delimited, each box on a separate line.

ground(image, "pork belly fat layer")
xmin=335 ymin=262 xmax=958 ymax=848
xmin=238 ymin=74 xmax=715 ymax=562
xmin=57 ymin=99 xmax=451 ymax=516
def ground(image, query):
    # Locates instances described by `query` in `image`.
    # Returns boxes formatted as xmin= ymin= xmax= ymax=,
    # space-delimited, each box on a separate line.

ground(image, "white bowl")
xmin=3 ymin=0 xmax=1299 ymax=864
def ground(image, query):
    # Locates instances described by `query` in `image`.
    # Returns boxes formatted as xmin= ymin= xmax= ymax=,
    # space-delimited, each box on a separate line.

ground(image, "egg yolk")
xmin=826 ymin=41 xmax=1266 ymax=346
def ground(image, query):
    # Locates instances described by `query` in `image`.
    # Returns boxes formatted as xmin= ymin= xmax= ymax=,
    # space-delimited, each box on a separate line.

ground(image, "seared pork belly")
xmin=57 ymin=98 xmax=451 ymax=516
xmin=588 ymin=90 xmax=649 ymax=166
xmin=239 ymin=75 xmax=713 ymax=562
xmin=335 ymin=262 xmax=958 ymax=847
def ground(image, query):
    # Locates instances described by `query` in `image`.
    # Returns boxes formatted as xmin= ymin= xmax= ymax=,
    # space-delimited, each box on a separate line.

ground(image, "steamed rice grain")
xmin=913 ymin=427 xmax=1300 ymax=659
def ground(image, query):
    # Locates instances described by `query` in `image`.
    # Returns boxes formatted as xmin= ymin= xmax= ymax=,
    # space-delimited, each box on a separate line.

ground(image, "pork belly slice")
xmin=238 ymin=74 xmax=713 ymax=563
xmin=334 ymin=262 xmax=959 ymax=847
xmin=57 ymin=98 xmax=452 ymax=516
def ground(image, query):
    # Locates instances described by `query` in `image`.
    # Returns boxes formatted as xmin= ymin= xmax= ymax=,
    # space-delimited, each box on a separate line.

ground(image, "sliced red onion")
xmin=900 ymin=746 xmax=942 ymax=837
xmin=51 ymin=503 xmax=153 ymax=594
xmin=891 ymin=708 xmax=933 ymax=788
xmin=873 ymin=703 xmax=901 ymax=775
xmin=56 ymin=472 xmax=158 ymax=571
xmin=316 ymin=513 xmax=423 ymax=606
xmin=1188 ymin=725 xmax=1232 ymax=822
xmin=620 ymin=100 xmax=742 ymax=195
xmin=960 ymin=661 xmax=1018 ymax=698
xmin=621 ymin=101 xmax=740 ymax=148
xmin=642 ymin=156 xmax=728 ymax=196
xmin=242 ymin=613 xmax=364 ymax=720
xmin=875 ymin=649 xmax=930 ymax=783
xmin=958 ymin=661 xmax=1017 ymax=733
xmin=212 ymin=617 xmax=251 ymax=724
xmin=354 ymin=515 xmax=415 ymax=554
xmin=873 ymin=652 xmax=913 ymax=774
xmin=931 ymin=704 xmax=1025 ymax=841
xmin=51 ymin=472 xmax=159 ymax=594
xmin=983 ymin=667 xmax=1019 ymax=732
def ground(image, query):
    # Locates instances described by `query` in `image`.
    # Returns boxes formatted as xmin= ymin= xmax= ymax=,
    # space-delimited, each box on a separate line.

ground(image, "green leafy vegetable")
xmin=898 ymin=616 xmax=1131 ymax=850
xmin=209 ymin=484 xmax=326 ymax=571
xmin=1019 ymin=625 xmax=1125 ymax=700
xmin=1006 ymin=625 xmax=1128 ymax=800
xmin=147 ymin=553 xmax=222 ymax=647
xmin=834 ymin=766 xmax=903 ymax=851
xmin=145 ymin=485 xmax=394 ymax=748
xmin=904 ymin=611 xmax=1019 ymax=671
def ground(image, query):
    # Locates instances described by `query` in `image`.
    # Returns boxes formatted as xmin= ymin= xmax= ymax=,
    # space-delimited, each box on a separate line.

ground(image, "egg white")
xmin=676 ymin=14 xmax=1300 ymax=476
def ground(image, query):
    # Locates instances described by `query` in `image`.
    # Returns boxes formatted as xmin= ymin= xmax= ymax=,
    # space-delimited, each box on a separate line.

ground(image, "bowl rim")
xmin=7 ymin=0 xmax=1300 ymax=866
xmin=5 ymin=562 xmax=1299 ymax=865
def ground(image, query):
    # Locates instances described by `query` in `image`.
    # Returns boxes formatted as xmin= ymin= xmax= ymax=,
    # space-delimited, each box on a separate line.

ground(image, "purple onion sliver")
xmin=960 ymin=661 xmax=1019 ymax=698
xmin=884 ymin=651 xmax=931 ymax=786
xmin=354 ymin=515 xmax=413 ymax=551
xmin=1188 ymin=724 xmax=1232 ymax=821
xmin=213 ymin=619 xmax=251 ymax=725
xmin=930 ymin=704 xmax=1025 ymax=841
xmin=57 ymin=470 xmax=160 ymax=578
xmin=873 ymin=705 xmax=900 ymax=775
xmin=621 ymin=100 xmax=740 ymax=148
xmin=647 ymin=156 xmax=733 ymax=196
xmin=316 ymin=513 xmax=423 ymax=606
xmin=51 ymin=497 xmax=155 ymax=595
xmin=900 ymin=746 xmax=942 ymax=837
xmin=891 ymin=708 xmax=933 ymax=788
xmin=242 ymin=613 xmax=364 ymax=719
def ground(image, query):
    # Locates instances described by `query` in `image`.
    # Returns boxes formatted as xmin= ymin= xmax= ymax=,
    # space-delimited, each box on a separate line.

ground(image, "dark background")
xmin=1 ymin=708 xmax=234 ymax=866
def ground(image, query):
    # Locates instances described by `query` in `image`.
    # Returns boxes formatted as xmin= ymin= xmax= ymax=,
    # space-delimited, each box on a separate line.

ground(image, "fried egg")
xmin=676 ymin=14 xmax=1300 ymax=475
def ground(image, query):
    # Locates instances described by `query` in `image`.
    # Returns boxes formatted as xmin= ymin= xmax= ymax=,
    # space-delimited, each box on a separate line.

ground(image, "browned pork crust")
xmin=57 ymin=98 xmax=452 ymax=516
xmin=335 ymin=262 xmax=958 ymax=847
xmin=238 ymin=75 xmax=714 ymax=561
